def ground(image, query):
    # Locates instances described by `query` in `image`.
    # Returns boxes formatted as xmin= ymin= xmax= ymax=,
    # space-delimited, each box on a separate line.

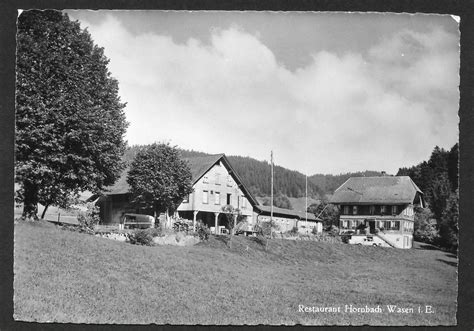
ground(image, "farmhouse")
xmin=97 ymin=153 xmax=322 ymax=234
xmin=330 ymin=176 xmax=424 ymax=249
xmin=175 ymin=154 xmax=257 ymax=233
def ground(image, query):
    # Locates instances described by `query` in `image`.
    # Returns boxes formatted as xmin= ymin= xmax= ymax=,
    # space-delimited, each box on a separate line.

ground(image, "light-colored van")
xmin=120 ymin=213 xmax=155 ymax=229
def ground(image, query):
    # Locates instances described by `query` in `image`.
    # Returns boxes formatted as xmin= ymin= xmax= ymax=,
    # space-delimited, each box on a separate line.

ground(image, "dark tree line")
xmin=261 ymin=193 xmax=293 ymax=210
xmin=124 ymin=147 xmax=324 ymax=198
xmin=124 ymin=147 xmax=389 ymax=200
xmin=226 ymin=155 xmax=323 ymax=199
xmin=397 ymin=144 xmax=458 ymax=251
xmin=309 ymin=170 xmax=385 ymax=195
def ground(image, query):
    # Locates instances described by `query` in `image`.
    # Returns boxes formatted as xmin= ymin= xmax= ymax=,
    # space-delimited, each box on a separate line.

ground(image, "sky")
xmin=66 ymin=11 xmax=459 ymax=175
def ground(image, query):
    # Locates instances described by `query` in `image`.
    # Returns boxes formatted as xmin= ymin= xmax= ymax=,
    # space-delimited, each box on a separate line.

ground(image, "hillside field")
xmin=14 ymin=221 xmax=457 ymax=325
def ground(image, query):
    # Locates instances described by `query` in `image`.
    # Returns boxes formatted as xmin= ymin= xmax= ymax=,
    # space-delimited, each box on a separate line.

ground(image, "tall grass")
xmin=14 ymin=220 xmax=457 ymax=325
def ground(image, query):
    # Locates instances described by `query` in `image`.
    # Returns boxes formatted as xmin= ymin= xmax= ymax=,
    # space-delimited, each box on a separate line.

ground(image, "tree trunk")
xmin=22 ymin=182 xmax=39 ymax=220
xmin=41 ymin=203 xmax=50 ymax=219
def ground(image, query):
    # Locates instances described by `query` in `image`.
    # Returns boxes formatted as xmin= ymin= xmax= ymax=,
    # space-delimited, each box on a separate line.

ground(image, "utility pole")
xmin=271 ymin=150 xmax=274 ymax=224
xmin=267 ymin=150 xmax=274 ymax=251
xmin=305 ymin=174 xmax=308 ymax=233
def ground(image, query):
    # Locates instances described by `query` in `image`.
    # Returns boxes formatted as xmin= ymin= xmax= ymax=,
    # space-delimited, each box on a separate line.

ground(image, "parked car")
xmin=348 ymin=234 xmax=382 ymax=246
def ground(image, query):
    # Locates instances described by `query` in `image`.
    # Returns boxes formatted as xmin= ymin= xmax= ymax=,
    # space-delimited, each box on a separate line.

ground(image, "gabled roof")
xmin=210 ymin=154 xmax=260 ymax=207
xmin=182 ymin=154 xmax=225 ymax=185
xmin=104 ymin=153 xmax=259 ymax=207
xmin=254 ymin=205 xmax=321 ymax=222
xmin=329 ymin=176 xmax=423 ymax=205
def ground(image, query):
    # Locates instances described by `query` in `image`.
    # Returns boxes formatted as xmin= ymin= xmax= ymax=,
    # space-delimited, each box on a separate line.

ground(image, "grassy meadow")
xmin=14 ymin=220 xmax=457 ymax=325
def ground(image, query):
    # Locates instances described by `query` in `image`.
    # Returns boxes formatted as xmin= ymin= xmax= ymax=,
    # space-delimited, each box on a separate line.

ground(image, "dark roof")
xmin=104 ymin=153 xmax=259 ymax=207
xmin=182 ymin=154 xmax=224 ymax=184
xmin=329 ymin=176 xmax=423 ymax=205
xmin=254 ymin=205 xmax=321 ymax=222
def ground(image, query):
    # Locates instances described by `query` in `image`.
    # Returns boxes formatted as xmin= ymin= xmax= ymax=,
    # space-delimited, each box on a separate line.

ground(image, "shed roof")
xmin=254 ymin=205 xmax=321 ymax=222
xmin=329 ymin=176 xmax=423 ymax=205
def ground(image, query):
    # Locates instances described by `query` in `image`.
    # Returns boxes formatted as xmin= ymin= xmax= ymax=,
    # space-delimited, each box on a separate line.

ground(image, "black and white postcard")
xmin=13 ymin=10 xmax=459 ymax=326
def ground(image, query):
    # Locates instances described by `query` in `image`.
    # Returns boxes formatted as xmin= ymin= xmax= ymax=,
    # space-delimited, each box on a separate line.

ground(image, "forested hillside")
xmin=309 ymin=170 xmax=385 ymax=194
xmin=397 ymin=144 xmax=458 ymax=251
xmin=123 ymin=145 xmax=388 ymax=200
xmin=225 ymin=155 xmax=322 ymax=198
xmin=123 ymin=146 xmax=323 ymax=199
xmin=397 ymin=144 xmax=458 ymax=199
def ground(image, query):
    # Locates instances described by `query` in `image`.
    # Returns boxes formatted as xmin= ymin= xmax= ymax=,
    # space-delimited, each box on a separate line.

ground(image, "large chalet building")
xmin=97 ymin=154 xmax=321 ymax=234
xmin=330 ymin=176 xmax=424 ymax=249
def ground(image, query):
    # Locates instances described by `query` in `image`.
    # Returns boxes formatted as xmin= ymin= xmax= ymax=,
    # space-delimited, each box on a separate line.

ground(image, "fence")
xmin=273 ymin=232 xmax=342 ymax=244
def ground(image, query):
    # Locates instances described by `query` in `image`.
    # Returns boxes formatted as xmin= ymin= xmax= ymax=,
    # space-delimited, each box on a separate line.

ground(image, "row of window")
xmin=258 ymin=216 xmax=318 ymax=229
xmin=379 ymin=220 xmax=400 ymax=231
xmin=201 ymin=191 xmax=247 ymax=208
xmin=202 ymin=173 xmax=233 ymax=187
xmin=182 ymin=189 xmax=248 ymax=208
xmin=259 ymin=216 xmax=293 ymax=225
xmin=339 ymin=219 xmax=414 ymax=232
xmin=341 ymin=205 xmax=413 ymax=216
xmin=340 ymin=219 xmax=365 ymax=229
xmin=340 ymin=220 xmax=401 ymax=231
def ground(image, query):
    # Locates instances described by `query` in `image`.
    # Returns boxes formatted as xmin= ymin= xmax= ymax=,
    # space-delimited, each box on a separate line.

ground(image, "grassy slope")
xmin=14 ymin=221 xmax=457 ymax=325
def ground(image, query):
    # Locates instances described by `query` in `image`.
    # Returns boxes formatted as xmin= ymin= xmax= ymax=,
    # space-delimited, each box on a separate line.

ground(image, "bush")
xmin=256 ymin=221 xmax=279 ymax=237
xmin=414 ymin=207 xmax=439 ymax=244
xmin=129 ymin=229 xmax=155 ymax=246
xmin=172 ymin=217 xmax=193 ymax=233
xmin=195 ymin=221 xmax=210 ymax=241
xmin=327 ymin=225 xmax=339 ymax=237
xmin=289 ymin=226 xmax=298 ymax=235
xmin=148 ymin=226 xmax=162 ymax=238
xmin=77 ymin=203 xmax=100 ymax=234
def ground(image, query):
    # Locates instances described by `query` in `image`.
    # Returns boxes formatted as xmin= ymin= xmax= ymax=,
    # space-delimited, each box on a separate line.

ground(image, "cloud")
xmin=76 ymin=14 xmax=459 ymax=175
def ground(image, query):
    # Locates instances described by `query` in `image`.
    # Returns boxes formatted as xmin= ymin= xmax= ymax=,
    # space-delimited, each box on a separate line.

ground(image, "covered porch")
xmin=177 ymin=210 xmax=243 ymax=235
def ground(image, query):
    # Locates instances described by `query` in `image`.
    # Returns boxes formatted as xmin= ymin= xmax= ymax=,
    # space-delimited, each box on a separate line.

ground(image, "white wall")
xmin=177 ymin=161 xmax=253 ymax=217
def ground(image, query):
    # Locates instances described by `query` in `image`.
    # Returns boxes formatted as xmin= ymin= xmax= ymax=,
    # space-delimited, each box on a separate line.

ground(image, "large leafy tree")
xmin=262 ymin=192 xmax=293 ymax=210
xmin=413 ymin=206 xmax=439 ymax=244
xmin=307 ymin=201 xmax=339 ymax=229
xmin=16 ymin=10 xmax=128 ymax=219
xmin=126 ymin=143 xmax=193 ymax=219
xmin=397 ymin=143 xmax=459 ymax=250
xmin=438 ymin=190 xmax=459 ymax=252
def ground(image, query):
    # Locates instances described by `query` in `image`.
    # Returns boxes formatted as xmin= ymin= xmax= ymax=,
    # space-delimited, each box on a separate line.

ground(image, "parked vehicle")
xmin=121 ymin=213 xmax=155 ymax=229
xmin=348 ymin=234 xmax=382 ymax=246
